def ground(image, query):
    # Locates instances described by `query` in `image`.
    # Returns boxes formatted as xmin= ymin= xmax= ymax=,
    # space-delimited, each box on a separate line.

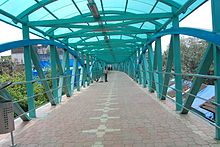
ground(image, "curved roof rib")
xmin=0 ymin=0 xmax=208 ymax=63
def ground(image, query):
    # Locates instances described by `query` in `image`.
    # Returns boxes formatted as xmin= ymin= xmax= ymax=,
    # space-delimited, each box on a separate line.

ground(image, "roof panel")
xmin=0 ymin=0 xmax=209 ymax=63
xmin=29 ymin=7 xmax=55 ymax=21
xmin=142 ymin=22 xmax=156 ymax=30
xmin=127 ymin=0 xmax=156 ymax=14
xmin=74 ymin=0 xmax=91 ymax=14
xmin=152 ymin=2 xmax=171 ymax=13
xmin=103 ymin=0 xmax=126 ymax=11
xmin=54 ymin=28 xmax=72 ymax=35
xmin=0 ymin=0 xmax=36 ymax=16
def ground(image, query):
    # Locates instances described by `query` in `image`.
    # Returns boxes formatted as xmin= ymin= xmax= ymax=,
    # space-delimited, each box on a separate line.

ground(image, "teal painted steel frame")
xmin=211 ymin=0 xmax=220 ymax=139
xmin=22 ymin=16 xmax=36 ymax=118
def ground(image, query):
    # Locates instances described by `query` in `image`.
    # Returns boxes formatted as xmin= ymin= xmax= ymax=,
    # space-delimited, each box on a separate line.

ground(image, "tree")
xmin=180 ymin=37 xmax=208 ymax=74
xmin=0 ymin=72 xmax=49 ymax=111
xmin=163 ymin=36 xmax=213 ymax=84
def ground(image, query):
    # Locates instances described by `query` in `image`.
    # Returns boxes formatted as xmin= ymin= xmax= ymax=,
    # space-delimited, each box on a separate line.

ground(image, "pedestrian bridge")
xmin=0 ymin=0 xmax=220 ymax=146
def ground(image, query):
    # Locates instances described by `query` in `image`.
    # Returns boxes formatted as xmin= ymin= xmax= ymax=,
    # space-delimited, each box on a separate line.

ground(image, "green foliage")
xmin=180 ymin=37 xmax=208 ymax=74
xmin=0 ymin=72 xmax=49 ymax=111
xmin=163 ymin=36 xmax=214 ymax=84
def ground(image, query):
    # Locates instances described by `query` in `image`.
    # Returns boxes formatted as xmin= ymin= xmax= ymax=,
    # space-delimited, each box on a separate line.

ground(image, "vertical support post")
xmin=80 ymin=66 xmax=84 ymax=88
xmin=153 ymin=43 xmax=159 ymax=95
xmin=137 ymin=49 xmax=142 ymax=84
xmin=31 ymin=47 xmax=56 ymax=105
xmin=172 ymin=11 xmax=182 ymax=111
xmin=147 ymin=45 xmax=154 ymax=93
xmin=57 ymin=50 xmax=68 ymax=101
xmin=86 ymin=54 xmax=90 ymax=86
xmin=82 ymin=57 xmax=86 ymax=88
xmin=142 ymin=53 xmax=149 ymax=86
xmin=76 ymin=66 xmax=80 ymax=91
xmin=71 ymin=57 xmax=77 ymax=94
xmin=50 ymin=38 xmax=58 ymax=104
xmin=212 ymin=0 xmax=220 ymax=140
xmin=161 ymin=38 xmax=173 ymax=100
xmin=22 ymin=16 xmax=36 ymax=118
xmin=155 ymin=38 xmax=163 ymax=99
xmin=142 ymin=54 xmax=147 ymax=88
xmin=65 ymin=52 xmax=71 ymax=97
xmin=214 ymin=45 xmax=220 ymax=140
xmin=139 ymin=63 xmax=143 ymax=85
xmin=134 ymin=55 xmax=137 ymax=82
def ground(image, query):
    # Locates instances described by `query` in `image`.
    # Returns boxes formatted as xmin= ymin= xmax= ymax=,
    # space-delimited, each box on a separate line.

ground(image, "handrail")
xmin=0 ymin=39 xmax=83 ymax=65
xmin=142 ymin=27 xmax=220 ymax=54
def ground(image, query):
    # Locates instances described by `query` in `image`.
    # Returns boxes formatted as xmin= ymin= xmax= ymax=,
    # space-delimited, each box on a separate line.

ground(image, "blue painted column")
xmin=172 ymin=10 xmax=182 ymax=111
xmin=22 ymin=16 xmax=36 ymax=118
xmin=211 ymin=0 xmax=220 ymax=140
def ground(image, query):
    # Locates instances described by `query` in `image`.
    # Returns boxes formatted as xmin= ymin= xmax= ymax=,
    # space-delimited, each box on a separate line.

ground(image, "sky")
xmin=0 ymin=0 xmax=212 ymax=56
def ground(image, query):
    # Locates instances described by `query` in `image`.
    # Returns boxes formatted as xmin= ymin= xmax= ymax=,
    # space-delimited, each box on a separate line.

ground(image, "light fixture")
xmin=87 ymin=0 xmax=100 ymax=19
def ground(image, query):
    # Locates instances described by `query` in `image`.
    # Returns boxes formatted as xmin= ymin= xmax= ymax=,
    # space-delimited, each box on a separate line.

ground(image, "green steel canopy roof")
xmin=0 ymin=0 xmax=208 ymax=63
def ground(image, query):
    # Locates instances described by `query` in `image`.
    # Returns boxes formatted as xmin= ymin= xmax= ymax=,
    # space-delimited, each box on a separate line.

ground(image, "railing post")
xmin=211 ymin=0 xmax=220 ymax=140
xmin=134 ymin=55 xmax=138 ymax=82
xmin=71 ymin=57 xmax=77 ymax=95
xmin=86 ymin=54 xmax=90 ymax=86
xmin=139 ymin=63 xmax=143 ymax=85
xmin=76 ymin=66 xmax=81 ymax=91
xmin=65 ymin=52 xmax=72 ymax=97
xmin=80 ymin=65 xmax=84 ymax=88
xmin=155 ymin=38 xmax=163 ymax=99
xmin=161 ymin=38 xmax=173 ymax=100
xmin=137 ymin=49 xmax=142 ymax=85
xmin=81 ymin=54 xmax=86 ymax=88
xmin=50 ymin=36 xmax=58 ymax=104
xmin=147 ymin=45 xmax=154 ymax=93
xmin=141 ymin=54 xmax=147 ymax=88
xmin=142 ymin=53 xmax=149 ymax=88
xmin=22 ymin=16 xmax=36 ymax=118
xmin=172 ymin=9 xmax=182 ymax=111
xmin=57 ymin=50 xmax=68 ymax=101
xmin=31 ymin=47 xmax=56 ymax=105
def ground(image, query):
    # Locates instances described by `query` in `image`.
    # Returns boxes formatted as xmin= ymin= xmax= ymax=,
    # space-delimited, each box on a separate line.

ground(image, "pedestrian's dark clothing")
xmin=104 ymin=69 xmax=108 ymax=82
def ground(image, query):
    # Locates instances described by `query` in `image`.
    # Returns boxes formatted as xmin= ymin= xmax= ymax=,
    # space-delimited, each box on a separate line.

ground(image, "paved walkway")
xmin=1 ymin=71 xmax=220 ymax=147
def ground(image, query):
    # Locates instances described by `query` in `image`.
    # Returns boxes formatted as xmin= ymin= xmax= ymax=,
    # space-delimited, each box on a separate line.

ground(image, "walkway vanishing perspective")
xmin=1 ymin=72 xmax=219 ymax=147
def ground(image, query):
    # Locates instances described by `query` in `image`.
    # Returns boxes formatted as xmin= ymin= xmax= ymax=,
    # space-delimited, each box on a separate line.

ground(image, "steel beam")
xmin=211 ymin=0 xmax=220 ymax=140
xmin=65 ymin=52 xmax=72 ymax=97
xmin=22 ymin=16 xmax=36 ymax=118
xmin=155 ymin=38 xmax=163 ymax=99
xmin=147 ymin=45 xmax=154 ymax=93
xmin=30 ymin=47 xmax=56 ymax=105
xmin=71 ymin=57 xmax=77 ymax=94
xmin=181 ymin=44 xmax=213 ymax=114
xmin=161 ymin=38 xmax=173 ymax=100
xmin=172 ymin=12 xmax=182 ymax=111
xmin=28 ymin=13 xmax=173 ymax=26
xmin=50 ymin=36 xmax=59 ymax=104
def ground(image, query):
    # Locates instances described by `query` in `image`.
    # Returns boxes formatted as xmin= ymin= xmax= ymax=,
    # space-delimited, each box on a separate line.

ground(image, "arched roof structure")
xmin=0 ymin=0 xmax=208 ymax=63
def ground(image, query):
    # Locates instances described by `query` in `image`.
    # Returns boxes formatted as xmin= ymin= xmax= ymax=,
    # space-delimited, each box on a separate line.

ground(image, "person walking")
xmin=104 ymin=66 xmax=108 ymax=82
